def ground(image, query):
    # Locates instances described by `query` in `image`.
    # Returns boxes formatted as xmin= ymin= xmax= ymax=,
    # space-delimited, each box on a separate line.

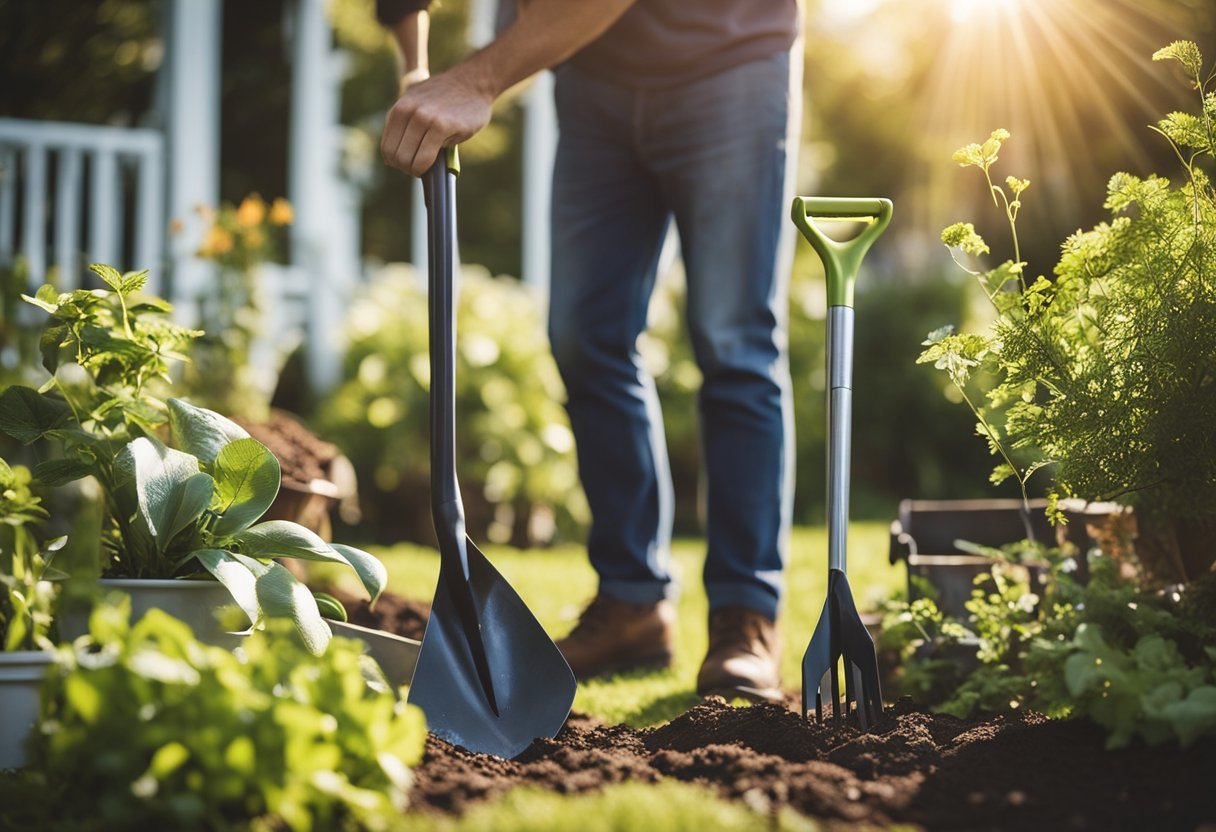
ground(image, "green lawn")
xmin=324 ymin=523 xmax=903 ymax=727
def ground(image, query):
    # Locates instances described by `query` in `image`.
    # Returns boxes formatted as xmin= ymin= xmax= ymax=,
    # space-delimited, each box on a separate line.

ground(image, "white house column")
xmin=289 ymin=0 xmax=359 ymax=395
xmin=165 ymin=0 xmax=221 ymax=323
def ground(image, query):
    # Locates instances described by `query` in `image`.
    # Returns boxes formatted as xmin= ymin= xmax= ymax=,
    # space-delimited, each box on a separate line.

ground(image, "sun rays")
xmin=915 ymin=0 xmax=1192 ymax=254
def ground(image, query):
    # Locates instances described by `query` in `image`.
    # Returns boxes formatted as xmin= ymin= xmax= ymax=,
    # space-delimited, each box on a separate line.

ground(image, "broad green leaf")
xmin=89 ymin=262 xmax=125 ymax=292
xmin=167 ymin=398 xmax=250 ymax=464
xmin=64 ymin=675 xmax=104 ymax=724
xmin=34 ymin=282 xmax=59 ymax=307
xmin=330 ymin=543 xmax=388 ymax=605
xmin=313 ymin=591 xmax=347 ymax=622
xmin=22 ymin=289 xmax=58 ymax=314
xmin=210 ymin=438 xmax=281 ymax=538
xmin=120 ymin=437 xmax=213 ymax=551
xmin=189 ymin=548 xmax=260 ymax=629
xmin=121 ymin=269 xmax=149 ymax=295
xmin=128 ymin=297 xmax=174 ymax=314
xmin=1164 ymin=686 xmax=1216 ymax=748
xmin=231 ymin=552 xmax=330 ymax=655
xmin=224 ymin=736 xmax=256 ymax=776
xmin=4 ymin=594 xmax=29 ymax=651
xmin=146 ymin=742 xmax=191 ymax=779
xmin=0 ymin=386 xmax=72 ymax=443
xmin=235 ymin=520 xmax=343 ymax=563
xmin=39 ymin=322 xmax=69 ymax=373
xmin=128 ymin=651 xmax=201 ymax=686
xmin=33 ymin=456 xmax=95 ymax=487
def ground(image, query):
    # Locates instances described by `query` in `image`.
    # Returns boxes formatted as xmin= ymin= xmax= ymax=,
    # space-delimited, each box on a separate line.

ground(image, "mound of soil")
xmin=409 ymin=698 xmax=1216 ymax=830
xmin=344 ymin=597 xmax=1213 ymax=828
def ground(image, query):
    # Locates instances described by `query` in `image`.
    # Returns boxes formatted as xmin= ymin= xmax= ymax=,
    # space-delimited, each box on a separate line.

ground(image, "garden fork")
xmin=793 ymin=197 xmax=892 ymax=729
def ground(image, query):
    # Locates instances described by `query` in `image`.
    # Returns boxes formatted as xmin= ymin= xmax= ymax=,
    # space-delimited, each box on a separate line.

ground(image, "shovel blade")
xmin=408 ymin=535 xmax=576 ymax=759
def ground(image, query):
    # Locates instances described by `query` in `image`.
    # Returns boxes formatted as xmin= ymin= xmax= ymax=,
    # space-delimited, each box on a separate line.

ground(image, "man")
xmin=379 ymin=0 xmax=801 ymax=702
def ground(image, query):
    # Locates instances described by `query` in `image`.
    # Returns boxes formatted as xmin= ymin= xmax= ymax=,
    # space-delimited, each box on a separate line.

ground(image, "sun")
xmin=913 ymin=0 xmax=1186 ymax=242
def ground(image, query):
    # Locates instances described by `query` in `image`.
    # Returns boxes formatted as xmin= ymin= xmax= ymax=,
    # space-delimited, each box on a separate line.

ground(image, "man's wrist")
xmin=398 ymin=66 xmax=431 ymax=95
xmin=453 ymin=49 xmax=511 ymax=101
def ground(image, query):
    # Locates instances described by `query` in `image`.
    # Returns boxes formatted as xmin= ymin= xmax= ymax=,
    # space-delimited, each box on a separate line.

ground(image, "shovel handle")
xmin=424 ymin=152 xmax=461 ymax=515
xmin=791 ymin=197 xmax=892 ymax=308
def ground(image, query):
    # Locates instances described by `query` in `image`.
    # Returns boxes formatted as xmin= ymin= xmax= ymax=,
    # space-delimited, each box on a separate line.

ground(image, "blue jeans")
xmin=548 ymin=50 xmax=799 ymax=621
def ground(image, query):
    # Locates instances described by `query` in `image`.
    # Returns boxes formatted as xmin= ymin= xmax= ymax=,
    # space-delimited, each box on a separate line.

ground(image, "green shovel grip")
xmin=791 ymin=197 xmax=892 ymax=308
xmin=446 ymin=146 xmax=461 ymax=176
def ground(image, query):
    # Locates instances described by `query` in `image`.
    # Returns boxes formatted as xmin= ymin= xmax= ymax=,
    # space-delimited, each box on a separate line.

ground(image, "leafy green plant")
xmin=883 ymin=546 xmax=1216 ymax=747
xmin=920 ymin=40 xmax=1216 ymax=582
xmin=318 ymin=264 xmax=585 ymax=546
xmin=0 ymin=458 xmax=65 ymax=651
xmin=32 ymin=599 xmax=426 ymax=831
xmin=0 ymin=265 xmax=385 ymax=653
xmin=1062 ymin=622 xmax=1216 ymax=748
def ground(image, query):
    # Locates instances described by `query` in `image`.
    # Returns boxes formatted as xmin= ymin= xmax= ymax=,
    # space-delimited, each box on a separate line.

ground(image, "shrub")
xmin=0 ymin=458 xmax=64 ymax=651
xmin=881 ymin=544 xmax=1216 ymax=747
xmin=33 ymin=600 xmax=426 ymax=831
xmin=0 ymin=265 xmax=385 ymax=653
xmin=921 ymin=41 xmax=1216 ymax=581
xmin=318 ymin=265 xmax=585 ymax=546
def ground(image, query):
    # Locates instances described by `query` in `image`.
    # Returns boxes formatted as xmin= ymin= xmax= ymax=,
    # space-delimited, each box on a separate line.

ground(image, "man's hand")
xmin=380 ymin=0 xmax=637 ymax=178
xmin=381 ymin=65 xmax=493 ymax=176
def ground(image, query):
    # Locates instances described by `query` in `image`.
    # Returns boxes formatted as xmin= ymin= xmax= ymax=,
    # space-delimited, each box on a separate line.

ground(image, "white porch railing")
xmin=0 ymin=118 xmax=165 ymax=296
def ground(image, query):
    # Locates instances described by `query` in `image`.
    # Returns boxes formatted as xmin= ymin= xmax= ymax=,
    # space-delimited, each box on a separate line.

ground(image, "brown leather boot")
xmin=556 ymin=595 xmax=675 ymax=679
xmin=696 ymin=606 xmax=783 ymax=703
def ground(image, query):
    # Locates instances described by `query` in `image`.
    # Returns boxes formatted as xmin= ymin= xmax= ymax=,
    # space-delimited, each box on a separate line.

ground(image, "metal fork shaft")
xmin=826 ymin=306 xmax=854 ymax=573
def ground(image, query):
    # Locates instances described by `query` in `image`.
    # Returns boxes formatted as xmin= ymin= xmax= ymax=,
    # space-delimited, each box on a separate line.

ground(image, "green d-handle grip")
xmin=791 ymin=197 xmax=892 ymax=308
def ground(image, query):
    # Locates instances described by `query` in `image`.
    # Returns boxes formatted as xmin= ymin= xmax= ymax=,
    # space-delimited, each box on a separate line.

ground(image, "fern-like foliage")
xmin=923 ymin=41 xmax=1216 ymax=579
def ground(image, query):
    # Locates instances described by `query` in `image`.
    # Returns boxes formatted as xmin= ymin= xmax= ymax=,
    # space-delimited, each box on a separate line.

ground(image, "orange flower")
xmin=198 ymin=225 xmax=234 ymax=258
xmin=236 ymin=194 xmax=266 ymax=229
xmin=269 ymin=197 xmax=294 ymax=226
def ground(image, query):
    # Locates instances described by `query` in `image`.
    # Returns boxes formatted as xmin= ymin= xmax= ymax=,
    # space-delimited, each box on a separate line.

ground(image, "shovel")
xmin=793 ymin=197 xmax=892 ymax=729
xmin=406 ymin=150 xmax=577 ymax=759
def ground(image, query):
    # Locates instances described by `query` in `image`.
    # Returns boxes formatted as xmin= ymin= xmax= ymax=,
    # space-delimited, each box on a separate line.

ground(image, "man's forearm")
xmin=453 ymin=0 xmax=637 ymax=99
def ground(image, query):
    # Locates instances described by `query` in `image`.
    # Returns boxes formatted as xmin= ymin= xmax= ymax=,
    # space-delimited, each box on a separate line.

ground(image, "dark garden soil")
xmin=351 ymin=596 xmax=1215 ymax=830
xmin=329 ymin=586 xmax=430 ymax=643
xmin=409 ymin=698 xmax=1215 ymax=831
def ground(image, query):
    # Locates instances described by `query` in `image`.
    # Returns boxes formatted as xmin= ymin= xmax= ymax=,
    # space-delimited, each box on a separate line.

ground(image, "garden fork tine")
xmin=792 ymin=197 xmax=892 ymax=729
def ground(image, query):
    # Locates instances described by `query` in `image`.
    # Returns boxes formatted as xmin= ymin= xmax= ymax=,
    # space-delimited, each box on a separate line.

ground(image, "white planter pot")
xmin=0 ymin=650 xmax=55 ymax=769
xmin=60 ymin=579 xmax=246 ymax=649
